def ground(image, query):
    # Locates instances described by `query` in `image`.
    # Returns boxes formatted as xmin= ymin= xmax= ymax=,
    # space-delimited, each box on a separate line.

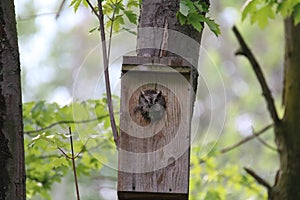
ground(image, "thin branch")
xmin=57 ymin=146 xmax=71 ymax=159
xmin=244 ymin=167 xmax=272 ymax=191
xmin=18 ymin=12 xmax=57 ymax=21
xmin=85 ymin=0 xmax=119 ymax=147
xmin=232 ymin=26 xmax=280 ymax=125
xmin=69 ymin=127 xmax=81 ymax=200
xmin=98 ymin=0 xmax=119 ymax=147
xmin=252 ymin=128 xmax=278 ymax=151
xmin=56 ymin=0 xmax=66 ymax=19
xmin=220 ymin=124 xmax=273 ymax=154
xmin=24 ymin=113 xmax=111 ymax=135
xmin=107 ymin=2 xmax=118 ymax=63
xmin=74 ymin=138 xmax=91 ymax=159
xmin=86 ymin=0 xmax=99 ymax=17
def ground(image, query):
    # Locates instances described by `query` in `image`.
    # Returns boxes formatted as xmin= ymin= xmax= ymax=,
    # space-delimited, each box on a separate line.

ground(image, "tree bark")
xmin=0 ymin=0 xmax=25 ymax=199
xmin=137 ymin=0 xmax=207 ymax=66
xmin=269 ymin=16 xmax=300 ymax=200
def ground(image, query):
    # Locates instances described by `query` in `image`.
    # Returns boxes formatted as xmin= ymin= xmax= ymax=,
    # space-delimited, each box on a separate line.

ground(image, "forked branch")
xmin=220 ymin=124 xmax=273 ymax=154
xmin=232 ymin=26 xmax=280 ymax=125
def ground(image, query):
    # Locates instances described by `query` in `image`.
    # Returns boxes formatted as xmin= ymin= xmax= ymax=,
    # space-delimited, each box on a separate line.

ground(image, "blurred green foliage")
xmin=242 ymin=0 xmax=300 ymax=27
xmin=24 ymin=98 xmax=118 ymax=199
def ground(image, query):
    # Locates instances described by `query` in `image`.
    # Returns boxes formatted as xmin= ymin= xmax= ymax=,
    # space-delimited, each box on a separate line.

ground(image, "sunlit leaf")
xmin=252 ymin=5 xmax=275 ymax=28
xmin=124 ymin=10 xmax=137 ymax=24
xmin=242 ymin=0 xmax=260 ymax=22
xmin=204 ymin=17 xmax=221 ymax=36
xmin=180 ymin=1 xmax=190 ymax=16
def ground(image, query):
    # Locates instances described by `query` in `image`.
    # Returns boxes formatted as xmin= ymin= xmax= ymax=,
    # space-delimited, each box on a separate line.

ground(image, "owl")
xmin=135 ymin=89 xmax=166 ymax=122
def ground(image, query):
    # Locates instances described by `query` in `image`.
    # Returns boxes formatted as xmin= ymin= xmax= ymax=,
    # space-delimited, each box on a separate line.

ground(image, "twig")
xmin=55 ymin=0 xmax=66 ymax=19
xmin=86 ymin=0 xmax=119 ymax=147
xmin=24 ymin=113 xmax=111 ymax=135
xmin=252 ymin=129 xmax=277 ymax=151
xmin=74 ymin=138 xmax=91 ymax=159
xmin=107 ymin=1 xmax=120 ymax=63
xmin=232 ymin=26 xmax=280 ymax=125
xmin=220 ymin=124 xmax=273 ymax=154
xmin=57 ymin=146 xmax=71 ymax=159
xmin=69 ymin=127 xmax=81 ymax=200
xmin=86 ymin=0 xmax=99 ymax=17
xmin=244 ymin=167 xmax=272 ymax=190
xmin=18 ymin=12 xmax=57 ymax=21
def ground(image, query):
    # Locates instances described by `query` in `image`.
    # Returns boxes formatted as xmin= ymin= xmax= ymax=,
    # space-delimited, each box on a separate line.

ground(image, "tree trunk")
xmin=137 ymin=0 xmax=206 ymax=66
xmin=269 ymin=16 xmax=300 ymax=200
xmin=0 ymin=1 xmax=25 ymax=199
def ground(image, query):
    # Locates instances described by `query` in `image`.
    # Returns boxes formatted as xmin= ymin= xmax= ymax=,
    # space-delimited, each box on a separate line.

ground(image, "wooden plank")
xmin=118 ymin=191 xmax=188 ymax=200
xmin=118 ymin=67 xmax=194 ymax=197
xmin=122 ymin=56 xmax=193 ymax=67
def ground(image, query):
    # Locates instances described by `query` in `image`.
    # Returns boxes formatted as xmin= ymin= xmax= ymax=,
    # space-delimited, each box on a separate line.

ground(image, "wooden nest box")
xmin=118 ymin=56 xmax=198 ymax=200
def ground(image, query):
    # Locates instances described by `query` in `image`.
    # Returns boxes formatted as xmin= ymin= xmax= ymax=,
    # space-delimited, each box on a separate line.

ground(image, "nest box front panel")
xmin=118 ymin=66 xmax=194 ymax=196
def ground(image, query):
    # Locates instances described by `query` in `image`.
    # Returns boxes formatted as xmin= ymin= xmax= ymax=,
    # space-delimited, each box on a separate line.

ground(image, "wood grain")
xmin=118 ymin=57 xmax=196 ymax=199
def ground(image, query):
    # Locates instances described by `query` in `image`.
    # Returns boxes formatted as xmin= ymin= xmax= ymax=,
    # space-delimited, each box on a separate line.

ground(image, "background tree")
xmin=237 ymin=1 xmax=300 ymax=198
xmin=15 ymin=0 xmax=300 ymax=199
xmin=0 ymin=0 xmax=25 ymax=199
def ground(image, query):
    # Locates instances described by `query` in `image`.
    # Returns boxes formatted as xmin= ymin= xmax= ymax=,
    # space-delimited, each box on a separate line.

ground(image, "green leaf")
xmin=194 ymin=1 xmax=209 ymax=13
xmin=112 ymin=1 xmax=125 ymax=15
xmin=242 ymin=0 xmax=260 ymax=21
xmin=89 ymin=25 xmax=99 ymax=34
xmin=122 ymin=27 xmax=137 ymax=35
xmin=127 ymin=0 xmax=139 ymax=8
xmin=252 ymin=5 xmax=275 ymax=28
xmin=180 ymin=1 xmax=190 ymax=17
xmin=52 ymin=157 xmax=69 ymax=169
xmin=124 ymin=10 xmax=137 ymax=24
xmin=187 ymin=13 xmax=203 ymax=32
xmin=277 ymin=0 xmax=300 ymax=17
xmin=176 ymin=12 xmax=187 ymax=25
xmin=204 ymin=18 xmax=221 ymax=36
xmin=204 ymin=190 xmax=222 ymax=200
xmin=82 ymin=0 xmax=88 ymax=8
xmin=70 ymin=0 xmax=82 ymax=12
xmin=293 ymin=3 xmax=300 ymax=25
xmin=113 ymin=15 xmax=125 ymax=32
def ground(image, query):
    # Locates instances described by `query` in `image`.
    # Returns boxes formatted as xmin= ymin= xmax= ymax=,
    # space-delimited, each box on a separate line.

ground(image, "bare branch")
xmin=98 ymin=0 xmax=119 ymax=147
xmin=57 ymin=146 xmax=71 ymax=159
xmin=18 ymin=12 xmax=56 ymax=21
xmin=232 ymin=26 xmax=280 ymax=125
xmin=69 ymin=127 xmax=81 ymax=200
xmin=107 ymin=1 xmax=122 ymax=63
xmin=220 ymin=124 xmax=273 ymax=154
xmin=252 ymin=129 xmax=278 ymax=151
xmin=86 ymin=0 xmax=99 ymax=17
xmin=24 ymin=113 xmax=111 ymax=135
xmin=85 ymin=0 xmax=119 ymax=147
xmin=55 ymin=0 xmax=66 ymax=19
xmin=244 ymin=167 xmax=272 ymax=191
